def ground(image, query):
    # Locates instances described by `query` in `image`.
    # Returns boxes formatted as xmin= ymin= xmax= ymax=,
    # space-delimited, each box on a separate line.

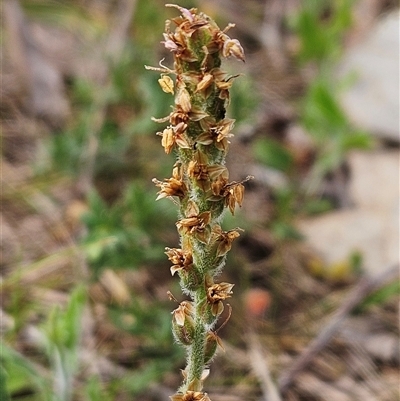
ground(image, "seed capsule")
xmin=172 ymin=316 xmax=195 ymax=346
xmin=175 ymin=87 xmax=191 ymax=113
xmin=204 ymin=331 xmax=224 ymax=364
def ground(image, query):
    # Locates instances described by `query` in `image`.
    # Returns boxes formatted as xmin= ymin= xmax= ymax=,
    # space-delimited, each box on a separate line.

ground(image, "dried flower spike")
xmin=148 ymin=4 xmax=251 ymax=398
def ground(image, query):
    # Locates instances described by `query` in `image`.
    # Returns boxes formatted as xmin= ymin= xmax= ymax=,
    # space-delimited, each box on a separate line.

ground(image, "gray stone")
xmin=338 ymin=12 xmax=400 ymax=142
xmin=297 ymin=151 xmax=399 ymax=276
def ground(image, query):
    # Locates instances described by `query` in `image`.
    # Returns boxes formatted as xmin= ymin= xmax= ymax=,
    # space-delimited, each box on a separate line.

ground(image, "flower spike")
xmin=148 ymin=4 xmax=250 ymax=397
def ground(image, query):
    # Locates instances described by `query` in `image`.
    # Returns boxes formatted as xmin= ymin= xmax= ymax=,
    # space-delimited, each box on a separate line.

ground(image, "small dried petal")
xmin=170 ymin=391 xmax=211 ymax=401
xmin=195 ymin=73 xmax=214 ymax=93
xmin=170 ymin=106 xmax=189 ymax=125
xmin=159 ymin=127 xmax=175 ymax=154
xmin=196 ymin=132 xmax=214 ymax=146
xmin=212 ymin=226 xmax=242 ymax=257
xmin=198 ymin=118 xmax=235 ymax=150
xmin=165 ymin=4 xmax=196 ymax=23
xmin=211 ymin=176 xmax=253 ymax=214
xmin=207 ymin=282 xmax=234 ymax=300
xmin=208 ymin=165 xmax=228 ymax=181
xmin=173 ymin=122 xmax=191 ymax=149
xmin=188 ymin=108 xmax=209 ymax=121
xmin=157 ymin=124 xmax=190 ymax=154
xmin=163 ymin=38 xmax=179 ymax=51
xmin=176 ymin=87 xmax=191 ymax=113
xmin=215 ymin=118 xmax=235 ymax=143
xmin=186 ymin=200 xmax=200 ymax=216
xmin=215 ymin=80 xmax=232 ymax=90
xmin=158 ymin=75 xmax=175 ymax=94
xmin=222 ymin=38 xmax=245 ymax=62
xmin=172 ymin=301 xmax=194 ymax=326
xmin=232 ymin=183 xmax=244 ymax=207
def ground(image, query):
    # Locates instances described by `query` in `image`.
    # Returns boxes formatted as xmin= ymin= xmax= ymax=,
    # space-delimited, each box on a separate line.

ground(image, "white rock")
xmin=348 ymin=150 xmax=399 ymax=210
xmin=297 ymin=151 xmax=399 ymax=276
xmin=338 ymin=12 xmax=400 ymax=142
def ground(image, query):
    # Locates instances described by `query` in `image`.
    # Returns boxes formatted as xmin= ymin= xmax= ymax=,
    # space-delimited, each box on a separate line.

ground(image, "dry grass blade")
xmin=278 ymin=263 xmax=399 ymax=393
xmin=248 ymin=329 xmax=282 ymax=401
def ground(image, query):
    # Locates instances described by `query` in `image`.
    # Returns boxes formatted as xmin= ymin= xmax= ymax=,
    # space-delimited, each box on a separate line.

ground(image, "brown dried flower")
xmin=175 ymin=85 xmax=192 ymax=113
xmin=187 ymin=152 xmax=211 ymax=191
xmin=222 ymin=38 xmax=245 ymax=62
xmin=211 ymin=176 xmax=253 ymax=215
xmin=153 ymin=164 xmax=187 ymax=200
xmin=170 ymin=391 xmax=211 ymax=401
xmin=197 ymin=118 xmax=235 ymax=151
xmin=157 ymin=122 xmax=190 ymax=154
xmin=166 ymin=247 xmax=194 ymax=276
xmin=211 ymin=225 xmax=242 ymax=257
xmin=172 ymin=300 xmax=195 ymax=327
xmin=206 ymin=282 xmax=234 ymax=316
xmin=176 ymin=201 xmax=211 ymax=243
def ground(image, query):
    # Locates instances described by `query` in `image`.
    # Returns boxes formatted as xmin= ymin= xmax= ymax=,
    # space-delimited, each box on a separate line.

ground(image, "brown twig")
xmin=248 ymin=329 xmax=282 ymax=401
xmin=278 ymin=263 xmax=399 ymax=393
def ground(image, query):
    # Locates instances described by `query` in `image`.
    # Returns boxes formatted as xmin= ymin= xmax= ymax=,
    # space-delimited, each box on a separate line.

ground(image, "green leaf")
xmin=341 ymin=131 xmax=371 ymax=150
xmin=84 ymin=376 xmax=113 ymax=401
xmin=302 ymin=198 xmax=334 ymax=215
xmin=1 ymin=345 xmax=49 ymax=398
xmin=0 ymin=363 xmax=11 ymax=401
xmin=357 ymin=280 xmax=400 ymax=312
xmin=253 ymin=138 xmax=294 ymax=172
xmin=271 ymin=221 xmax=303 ymax=241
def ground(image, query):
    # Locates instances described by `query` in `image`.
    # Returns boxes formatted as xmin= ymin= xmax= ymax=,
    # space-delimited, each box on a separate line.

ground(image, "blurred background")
xmin=1 ymin=0 xmax=399 ymax=400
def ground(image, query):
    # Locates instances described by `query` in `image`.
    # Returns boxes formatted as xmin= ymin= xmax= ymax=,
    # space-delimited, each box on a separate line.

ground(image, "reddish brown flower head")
xmin=211 ymin=225 xmax=242 ymax=257
xmin=206 ymin=282 xmax=234 ymax=316
xmin=176 ymin=201 xmax=211 ymax=243
xmin=166 ymin=247 xmax=194 ymax=276
xmin=169 ymin=105 xmax=190 ymax=126
xmin=172 ymin=300 xmax=195 ymax=327
xmin=197 ymin=118 xmax=235 ymax=151
xmin=170 ymin=391 xmax=211 ymax=401
xmin=157 ymin=123 xmax=190 ymax=154
xmin=222 ymin=38 xmax=245 ymax=62
xmin=153 ymin=163 xmax=187 ymax=200
xmin=187 ymin=152 xmax=212 ymax=191
xmin=150 ymin=4 xmax=247 ymax=394
xmin=211 ymin=176 xmax=253 ymax=215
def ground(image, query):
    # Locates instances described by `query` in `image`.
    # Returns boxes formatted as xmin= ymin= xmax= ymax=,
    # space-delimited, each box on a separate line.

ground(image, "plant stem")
xmin=183 ymin=291 xmax=207 ymax=390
